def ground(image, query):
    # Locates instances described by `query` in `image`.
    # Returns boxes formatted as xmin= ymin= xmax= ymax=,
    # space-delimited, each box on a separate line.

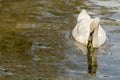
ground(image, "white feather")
xmin=72 ymin=9 xmax=106 ymax=48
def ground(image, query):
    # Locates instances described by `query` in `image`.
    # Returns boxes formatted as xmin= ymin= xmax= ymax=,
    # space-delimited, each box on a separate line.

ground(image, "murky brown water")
xmin=0 ymin=0 xmax=120 ymax=80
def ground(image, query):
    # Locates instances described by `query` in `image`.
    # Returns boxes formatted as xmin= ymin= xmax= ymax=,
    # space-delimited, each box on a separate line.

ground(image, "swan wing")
xmin=72 ymin=19 xmax=90 ymax=46
xmin=93 ymin=25 xmax=106 ymax=47
xmin=77 ymin=9 xmax=91 ymax=22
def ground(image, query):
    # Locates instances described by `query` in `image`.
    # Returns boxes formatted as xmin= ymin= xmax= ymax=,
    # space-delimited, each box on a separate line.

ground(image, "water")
xmin=0 ymin=0 xmax=120 ymax=80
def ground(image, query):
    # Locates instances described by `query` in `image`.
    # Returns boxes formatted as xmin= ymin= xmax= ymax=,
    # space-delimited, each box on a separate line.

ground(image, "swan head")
xmin=90 ymin=17 xmax=100 ymax=33
xmin=89 ymin=17 xmax=100 ymax=42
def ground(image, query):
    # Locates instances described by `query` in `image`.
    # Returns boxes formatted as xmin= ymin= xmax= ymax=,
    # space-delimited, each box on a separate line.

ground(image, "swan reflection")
xmin=73 ymin=39 xmax=98 ymax=77
xmin=87 ymin=41 xmax=98 ymax=77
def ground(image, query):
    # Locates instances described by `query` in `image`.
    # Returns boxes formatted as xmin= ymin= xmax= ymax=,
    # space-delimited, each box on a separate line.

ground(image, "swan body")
xmin=72 ymin=9 xmax=106 ymax=48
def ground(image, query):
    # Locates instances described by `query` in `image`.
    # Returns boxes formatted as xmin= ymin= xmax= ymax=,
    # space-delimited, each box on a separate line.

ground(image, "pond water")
xmin=0 ymin=0 xmax=120 ymax=80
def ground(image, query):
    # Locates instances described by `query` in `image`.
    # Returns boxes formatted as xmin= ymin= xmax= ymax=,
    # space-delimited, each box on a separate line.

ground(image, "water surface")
xmin=0 ymin=0 xmax=120 ymax=80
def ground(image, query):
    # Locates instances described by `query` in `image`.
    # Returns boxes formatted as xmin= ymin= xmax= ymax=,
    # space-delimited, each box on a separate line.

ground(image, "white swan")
xmin=72 ymin=9 xmax=106 ymax=48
